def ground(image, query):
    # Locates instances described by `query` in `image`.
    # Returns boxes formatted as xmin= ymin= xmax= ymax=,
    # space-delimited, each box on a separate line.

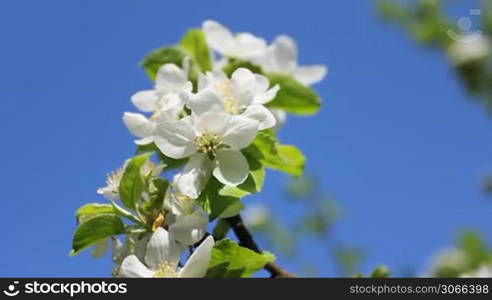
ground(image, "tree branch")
xmin=226 ymin=214 xmax=295 ymax=278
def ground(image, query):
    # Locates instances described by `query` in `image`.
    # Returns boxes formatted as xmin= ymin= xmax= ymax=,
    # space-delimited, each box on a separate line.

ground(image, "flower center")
xmin=194 ymin=132 xmax=222 ymax=156
xmin=153 ymin=262 xmax=178 ymax=278
xmin=215 ymin=80 xmax=240 ymax=114
xmin=176 ymin=194 xmax=195 ymax=214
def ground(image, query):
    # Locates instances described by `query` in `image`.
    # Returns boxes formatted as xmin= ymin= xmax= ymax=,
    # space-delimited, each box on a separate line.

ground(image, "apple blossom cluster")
xmin=71 ymin=20 xmax=326 ymax=278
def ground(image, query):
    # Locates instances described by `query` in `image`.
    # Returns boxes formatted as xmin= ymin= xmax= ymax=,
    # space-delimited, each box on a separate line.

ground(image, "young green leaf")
xmin=118 ymin=153 xmax=151 ymax=210
xmin=370 ymin=265 xmax=391 ymax=278
xmin=205 ymin=239 xmax=275 ymax=278
xmin=76 ymin=203 xmax=116 ymax=223
xmin=266 ymin=73 xmax=321 ymax=115
xmin=246 ymin=131 xmax=305 ymax=177
xmin=180 ymin=29 xmax=212 ymax=72
xmin=198 ymin=178 xmax=242 ymax=220
xmin=138 ymin=177 xmax=169 ymax=219
xmin=141 ymin=46 xmax=189 ymax=80
xmin=71 ymin=214 xmax=126 ymax=256
xmin=222 ymin=58 xmax=263 ymax=77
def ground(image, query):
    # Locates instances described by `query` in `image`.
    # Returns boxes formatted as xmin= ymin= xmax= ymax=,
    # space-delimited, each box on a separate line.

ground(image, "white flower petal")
xmin=155 ymin=63 xmax=188 ymax=95
xmin=119 ymin=255 xmax=154 ymax=278
xmin=194 ymin=112 xmax=230 ymax=136
xmin=221 ymin=115 xmax=258 ymax=149
xmin=293 ymin=65 xmax=327 ymax=86
xmin=271 ymin=35 xmax=298 ymax=73
xmin=234 ymin=32 xmax=267 ymax=58
xmin=123 ymin=112 xmax=155 ymax=138
xmin=231 ymin=68 xmax=257 ymax=93
xmin=135 ymin=136 xmax=155 ymax=145
xmin=174 ymin=153 xmax=213 ymax=199
xmin=154 ymin=117 xmax=196 ymax=159
xmin=242 ymin=105 xmax=276 ymax=130
xmin=145 ymin=228 xmax=182 ymax=269
xmin=254 ymin=84 xmax=279 ymax=105
xmin=134 ymin=234 xmax=151 ymax=262
xmin=169 ymin=210 xmax=209 ymax=245
xmin=179 ymin=236 xmax=214 ymax=278
xmin=213 ymin=149 xmax=249 ymax=186
xmin=202 ymin=20 xmax=236 ymax=55
xmin=188 ymin=89 xmax=225 ymax=116
xmin=157 ymin=93 xmax=185 ymax=119
xmin=131 ymin=90 xmax=158 ymax=112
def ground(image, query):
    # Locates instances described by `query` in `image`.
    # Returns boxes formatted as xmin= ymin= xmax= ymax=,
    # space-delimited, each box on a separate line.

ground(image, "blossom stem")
xmin=226 ymin=214 xmax=295 ymax=278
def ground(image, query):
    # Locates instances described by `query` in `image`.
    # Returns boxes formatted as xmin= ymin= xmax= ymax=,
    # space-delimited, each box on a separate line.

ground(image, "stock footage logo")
xmin=446 ymin=9 xmax=483 ymax=43
xmin=3 ymin=281 xmax=20 ymax=297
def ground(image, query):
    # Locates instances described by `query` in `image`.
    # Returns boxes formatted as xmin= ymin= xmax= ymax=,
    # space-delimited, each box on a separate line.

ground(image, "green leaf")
xmin=205 ymin=239 xmax=275 ymax=278
xmin=219 ymin=150 xmax=265 ymax=198
xmin=180 ymin=29 xmax=212 ymax=73
xmin=370 ymin=265 xmax=391 ymax=278
xmin=71 ymin=214 xmax=126 ymax=256
xmin=141 ymin=46 xmax=188 ymax=80
xmin=223 ymin=59 xmax=263 ymax=77
xmin=118 ymin=153 xmax=151 ymax=210
xmin=197 ymin=178 xmax=241 ymax=220
xmin=266 ymin=73 xmax=321 ymax=115
xmin=138 ymin=177 xmax=169 ymax=219
xmin=76 ymin=203 xmax=115 ymax=223
xmin=246 ymin=131 xmax=305 ymax=176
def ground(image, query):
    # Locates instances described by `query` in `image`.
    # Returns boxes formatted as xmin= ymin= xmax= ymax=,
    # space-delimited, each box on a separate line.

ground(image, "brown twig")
xmin=226 ymin=214 xmax=295 ymax=278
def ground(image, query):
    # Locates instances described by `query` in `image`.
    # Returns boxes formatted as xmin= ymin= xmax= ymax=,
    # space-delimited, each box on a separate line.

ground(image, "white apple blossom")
xmin=163 ymin=182 xmax=209 ymax=245
xmin=460 ymin=264 xmax=492 ymax=278
xmin=119 ymin=228 xmax=214 ymax=278
xmin=154 ymin=111 xmax=258 ymax=193
xmin=97 ymin=166 xmax=125 ymax=200
xmin=202 ymin=20 xmax=267 ymax=60
xmin=123 ymin=60 xmax=191 ymax=145
xmin=97 ymin=160 xmax=161 ymax=200
xmin=254 ymin=35 xmax=327 ymax=86
xmin=447 ymin=36 xmax=490 ymax=66
xmin=188 ymin=68 xmax=279 ymax=130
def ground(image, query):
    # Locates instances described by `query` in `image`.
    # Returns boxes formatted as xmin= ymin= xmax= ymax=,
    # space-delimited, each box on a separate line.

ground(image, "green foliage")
xmin=71 ymin=214 xmax=126 ymax=256
xmin=76 ymin=203 xmax=115 ymax=223
xmin=287 ymin=175 xmax=316 ymax=199
xmin=266 ymin=73 xmax=321 ymax=115
xmin=179 ymin=29 xmax=212 ymax=72
xmin=335 ymin=246 xmax=366 ymax=277
xmin=141 ymin=46 xmax=189 ymax=80
xmin=246 ymin=131 xmax=305 ymax=177
xmin=141 ymin=29 xmax=212 ymax=86
xmin=205 ymin=239 xmax=275 ymax=278
xmin=378 ymin=0 xmax=451 ymax=47
xmin=118 ymin=153 xmax=152 ymax=210
xmin=300 ymin=199 xmax=340 ymax=235
xmin=223 ymin=60 xmax=323 ymax=116
xmin=223 ymin=59 xmax=263 ymax=77
xmin=432 ymin=231 xmax=492 ymax=277
xmin=138 ymin=177 xmax=169 ymax=220
xmin=198 ymin=178 xmax=242 ymax=220
xmin=370 ymin=265 xmax=391 ymax=278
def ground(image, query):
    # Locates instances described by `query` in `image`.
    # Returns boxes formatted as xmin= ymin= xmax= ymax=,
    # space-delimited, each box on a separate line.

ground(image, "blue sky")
xmin=1 ymin=0 xmax=491 ymax=277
